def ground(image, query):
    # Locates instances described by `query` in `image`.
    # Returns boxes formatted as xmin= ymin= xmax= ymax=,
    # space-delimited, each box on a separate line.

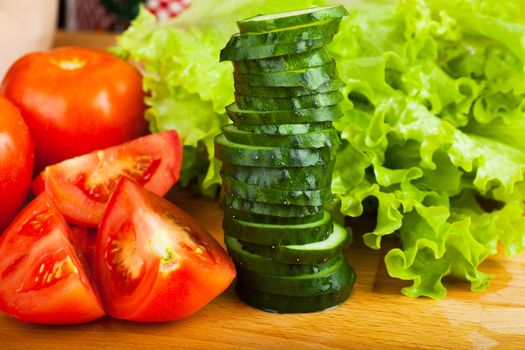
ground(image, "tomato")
xmin=94 ymin=178 xmax=236 ymax=322
xmin=39 ymin=130 xmax=183 ymax=227
xmin=69 ymin=225 xmax=97 ymax=270
xmin=0 ymin=97 xmax=34 ymax=231
xmin=0 ymin=193 xmax=105 ymax=325
xmin=0 ymin=46 xmax=148 ymax=170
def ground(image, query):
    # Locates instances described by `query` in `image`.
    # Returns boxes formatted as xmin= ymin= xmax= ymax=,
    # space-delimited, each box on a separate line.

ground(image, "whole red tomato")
xmin=0 ymin=47 xmax=148 ymax=170
xmin=0 ymin=97 xmax=34 ymax=231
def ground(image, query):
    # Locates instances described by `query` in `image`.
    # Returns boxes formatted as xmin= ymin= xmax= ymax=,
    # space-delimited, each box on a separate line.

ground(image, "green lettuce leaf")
xmin=330 ymin=0 xmax=525 ymax=298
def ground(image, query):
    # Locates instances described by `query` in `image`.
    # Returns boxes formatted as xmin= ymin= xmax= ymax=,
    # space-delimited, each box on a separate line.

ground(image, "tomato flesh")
xmin=0 ymin=193 xmax=105 ymax=324
xmin=95 ymin=178 xmax=236 ymax=322
xmin=41 ymin=130 xmax=182 ymax=227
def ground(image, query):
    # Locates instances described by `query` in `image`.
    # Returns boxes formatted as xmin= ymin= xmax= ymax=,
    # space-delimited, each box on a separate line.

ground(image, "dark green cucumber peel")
xmin=227 ymin=19 xmax=340 ymax=49
xmin=235 ymin=254 xmax=353 ymax=297
xmin=222 ymin=125 xmax=340 ymax=149
xmin=220 ymin=36 xmax=334 ymax=61
xmin=224 ymin=234 xmax=340 ymax=276
xmin=222 ymin=175 xmax=332 ymax=206
xmin=237 ymin=5 xmax=349 ymax=34
xmin=232 ymin=48 xmax=332 ymax=74
xmin=235 ymin=90 xmax=344 ymax=111
xmin=214 ymin=133 xmax=333 ymax=167
xmin=238 ymin=122 xmax=333 ymax=135
xmin=235 ymin=79 xmax=346 ymax=98
xmin=233 ymin=61 xmax=338 ymax=89
xmin=235 ymin=267 xmax=355 ymax=313
xmin=221 ymin=192 xmax=322 ymax=217
xmin=239 ymin=223 xmax=350 ymax=265
xmin=223 ymin=207 xmax=325 ymax=225
xmin=220 ymin=162 xmax=334 ymax=191
xmin=223 ymin=210 xmax=333 ymax=246
xmin=227 ymin=103 xmax=343 ymax=125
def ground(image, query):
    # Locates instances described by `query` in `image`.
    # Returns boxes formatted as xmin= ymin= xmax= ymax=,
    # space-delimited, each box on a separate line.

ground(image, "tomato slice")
xmin=0 ymin=193 xmax=105 ymax=325
xmin=40 ymin=131 xmax=183 ymax=227
xmin=94 ymin=178 xmax=236 ymax=322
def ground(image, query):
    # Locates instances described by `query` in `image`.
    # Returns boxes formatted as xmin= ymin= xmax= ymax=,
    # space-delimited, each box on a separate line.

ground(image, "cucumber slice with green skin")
xmin=233 ymin=61 xmax=338 ymax=89
xmin=240 ymin=223 xmax=349 ymax=265
xmin=235 ymin=91 xmax=344 ymax=111
xmin=227 ymin=19 xmax=340 ymax=49
xmin=220 ymin=162 xmax=333 ymax=191
xmin=232 ymin=48 xmax=332 ymax=74
xmin=235 ymin=270 xmax=355 ymax=313
xmin=223 ymin=210 xmax=333 ymax=246
xmin=238 ymin=121 xmax=333 ymax=135
xmin=223 ymin=207 xmax=325 ymax=225
xmin=221 ymin=193 xmax=322 ymax=217
xmin=214 ymin=133 xmax=333 ymax=167
xmin=235 ymin=79 xmax=345 ymax=98
xmin=224 ymin=234 xmax=340 ymax=276
xmin=227 ymin=103 xmax=342 ymax=125
xmin=222 ymin=175 xmax=332 ymax=206
xmin=222 ymin=125 xmax=340 ymax=149
xmin=236 ymin=254 xmax=353 ymax=297
xmin=220 ymin=36 xmax=334 ymax=61
xmin=237 ymin=5 xmax=349 ymax=34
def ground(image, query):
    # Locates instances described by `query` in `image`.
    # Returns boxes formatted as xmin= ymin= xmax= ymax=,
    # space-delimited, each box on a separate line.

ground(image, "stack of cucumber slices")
xmin=215 ymin=5 xmax=355 ymax=313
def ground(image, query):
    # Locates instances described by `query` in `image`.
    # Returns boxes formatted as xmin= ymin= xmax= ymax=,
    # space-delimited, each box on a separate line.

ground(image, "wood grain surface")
xmin=1 ymin=188 xmax=524 ymax=350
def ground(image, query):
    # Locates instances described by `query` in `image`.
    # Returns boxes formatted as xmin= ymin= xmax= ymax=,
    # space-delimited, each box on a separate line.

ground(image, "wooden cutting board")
xmin=1 ymin=188 xmax=524 ymax=350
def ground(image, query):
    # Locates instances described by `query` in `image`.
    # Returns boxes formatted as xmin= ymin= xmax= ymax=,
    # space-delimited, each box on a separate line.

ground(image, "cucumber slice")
xmin=224 ymin=234 xmax=340 ymax=276
xmin=227 ymin=19 xmax=340 ymax=49
xmin=222 ymin=175 xmax=332 ymax=206
xmin=240 ymin=223 xmax=349 ymax=265
xmin=235 ymin=271 xmax=354 ymax=313
xmin=232 ymin=48 xmax=332 ymax=73
xmin=221 ymin=193 xmax=322 ymax=217
xmin=238 ymin=5 xmax=349 ymax=34
xmin=238 ymin=122 xmax=333 ymax=135
xmin=214 ymin=133 xmax=333 ymax=167
xmin=223 ymin=208 xmax=324 ymax=225
xmin=236 ymin=254 xmax=353 ymax=297
xmin=233 ymin=61 xmax=338 ymax=89
xmin=235 ymin=91 xmax=343 ymax=111
xmin=235 ymin=79 xmax=346 ymax=98
xmin=223 ymin=210 xmax=333 ymax=245
xmin=227 ymin=103 xmax=342 ymax=125
xmin=222 ymin=125 xmax=340 ymax=148
xmin=220 ymin=36 xmax=334 ymax=61
xmin=220 ymin=162 xmax=333 ymax=191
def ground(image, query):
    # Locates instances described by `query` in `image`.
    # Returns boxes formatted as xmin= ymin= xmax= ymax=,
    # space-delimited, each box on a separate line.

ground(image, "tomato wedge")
xmin=94 ymin=178 xmax=236 ymax=322
xmin=0 ymin=193 xmax=105 ymax=325
xmin=39 ymin=131 xmax=183 ymax=227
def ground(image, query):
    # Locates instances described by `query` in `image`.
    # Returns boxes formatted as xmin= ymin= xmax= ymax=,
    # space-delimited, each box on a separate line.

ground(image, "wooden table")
xmin=1 ymin=31 xmax=524 ymax=350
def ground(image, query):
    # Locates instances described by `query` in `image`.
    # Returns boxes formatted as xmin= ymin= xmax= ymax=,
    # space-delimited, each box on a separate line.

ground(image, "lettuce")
xmin=329 ymin=0 xmax=525 ymax=298
xmin=115 ymin=0 xmax=322 ymax=196
xmin=117 ymin=0 xmax=525 ymax=298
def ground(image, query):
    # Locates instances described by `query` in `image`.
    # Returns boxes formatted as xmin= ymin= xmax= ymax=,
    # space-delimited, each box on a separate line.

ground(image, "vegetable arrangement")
xmin=217 ymin=6 xmax=355 ymax=313
xmin=0 ymin=49 xmax=235 ymax=324
xmin=117 ymin=0 xmax=525 ymax=299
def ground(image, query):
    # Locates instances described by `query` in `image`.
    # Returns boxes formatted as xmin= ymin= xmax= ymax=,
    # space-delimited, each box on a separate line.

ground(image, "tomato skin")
xmin=0 ymin=97 xmax=34 ymax=232
xmin=0 ymin=193 xmax=105 ymax=325
xmin=0 ymin=46 xmax=148 ymax=170
xmin=95 ymin=178 xmax=236 ymax=322
xmin=41 ymin=130 xmax=183 ymax=227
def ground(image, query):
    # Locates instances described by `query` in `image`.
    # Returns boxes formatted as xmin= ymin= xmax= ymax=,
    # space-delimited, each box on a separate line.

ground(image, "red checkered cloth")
xmin=66 ymin=0 xmax=191 ymax=31
xmin=146 ymin=0 xmax=191 ymax=21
